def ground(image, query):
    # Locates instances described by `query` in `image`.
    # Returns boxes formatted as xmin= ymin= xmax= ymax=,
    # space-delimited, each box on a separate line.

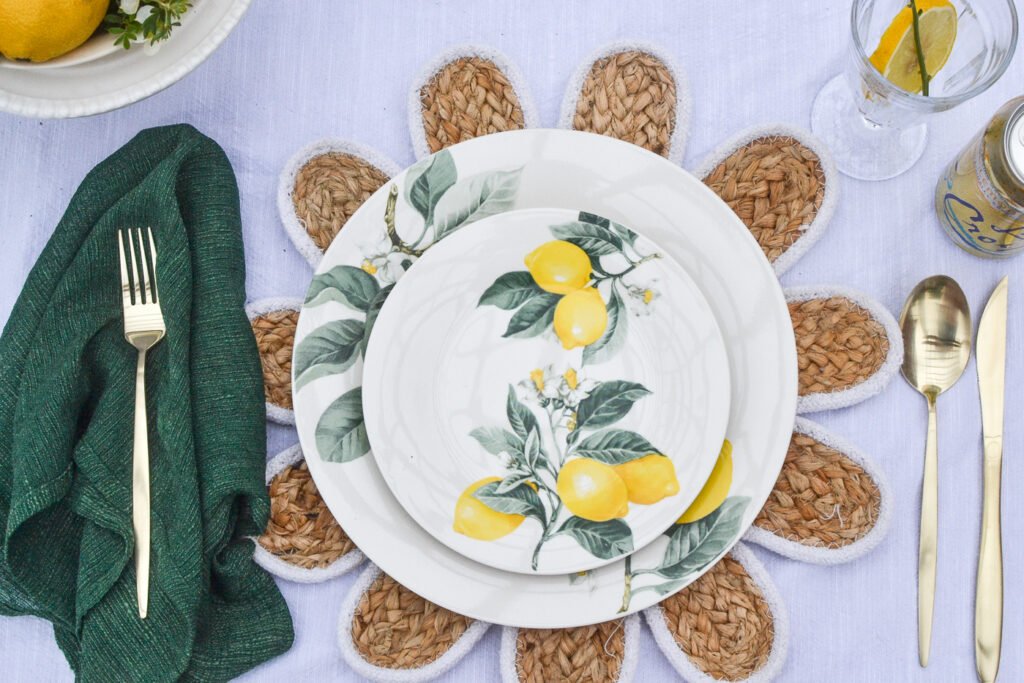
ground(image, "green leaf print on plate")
xmin=305 ymin=264 xmax=381 ymax=310
xmin=574 ymin=380 xmax=650 ymax=430
xmin=315 ymin=387 xmax=370 ymax=463
xmin=582 ymin=284 xmax=628 ymax=366
xmin=571 ymin=429 xmax=661 ymax=465
xmin=293 ymin=318 xmax=365 ymax=391
xmin=432 ymin=168 xmax=522 ymax=241
xmin=405 ymin=150 xmax=457 ymax=226
xmin=472 ymin=480 xmax=547 ymax=523
xmin=556 ymin=516 xmax=634 ymax=560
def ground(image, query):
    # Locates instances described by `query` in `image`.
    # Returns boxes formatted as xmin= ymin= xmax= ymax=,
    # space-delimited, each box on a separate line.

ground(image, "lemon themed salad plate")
xmin=291 ymin=129 xmax=797 ymax=628
xmin=361 ymin=208 xmax=730 ymax=574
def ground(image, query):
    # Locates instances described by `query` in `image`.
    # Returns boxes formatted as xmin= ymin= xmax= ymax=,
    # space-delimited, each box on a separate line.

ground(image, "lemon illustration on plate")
xmin=553 ymin=286 xmax=608 ymax=350
xmin=869 ymin=0 xmax=957 ymax=94
xmin=557 ymin=458 xmax=629 ymax=522
xmin=613 ymin=454 xmax=680 ymax=505
xmin=453 ymin=476 xmax=528 ymax=541
xmin=0 ymin=0 xmax=108 ymax=62
xmin=676 ymin=439 xmax=733 ymax=524
xmin=524 ymin=240 xmax=592 ymax=294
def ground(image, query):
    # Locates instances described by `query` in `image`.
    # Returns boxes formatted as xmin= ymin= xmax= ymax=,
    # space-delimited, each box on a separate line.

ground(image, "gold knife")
xmin=975 ymin=275 xmax=1007 ymax=683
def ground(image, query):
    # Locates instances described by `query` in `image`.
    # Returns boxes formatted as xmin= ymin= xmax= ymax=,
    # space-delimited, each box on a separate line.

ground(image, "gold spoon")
xmin=899 ymin=275 xmax=972 ymax=668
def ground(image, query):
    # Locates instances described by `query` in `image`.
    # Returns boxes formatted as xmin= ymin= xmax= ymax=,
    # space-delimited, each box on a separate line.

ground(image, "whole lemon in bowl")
xmin=0 ymin=0 xmax=108 ymax=63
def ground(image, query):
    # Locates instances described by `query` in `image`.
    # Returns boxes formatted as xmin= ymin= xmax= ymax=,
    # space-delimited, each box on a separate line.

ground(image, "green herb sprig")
xmin=104 ymin=1 xmax=193 ymax=50
xmin=908 ymin=0 xmax=932 ymax=95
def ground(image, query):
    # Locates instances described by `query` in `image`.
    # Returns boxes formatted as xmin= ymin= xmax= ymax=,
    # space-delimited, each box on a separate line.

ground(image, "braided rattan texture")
xmin=420 ymin=57 xmax=526 ymax=154
xmin=659 ymin=554 xmax=773 ymax=681
xmin=790 ymin=296 xmax=889 ymax=396
xmin=514 ymin=620 xmax=626 ymax=683
xmin=703 ymin=136 xmax=824 ymax=265
xmin=351 ymin=574 xmax=473 ymax=669
xmin=754 ymin=432 xmax=880 ymax=548
xmin=257 ymin=461 xmax=355 ymax=569
xmin=572 ymin=51 xmax=676 ymax=158
xmin=251 ymin=308 xmax=298 ymax=410
xmin=292 ymin=153 xmax=390 ymax=252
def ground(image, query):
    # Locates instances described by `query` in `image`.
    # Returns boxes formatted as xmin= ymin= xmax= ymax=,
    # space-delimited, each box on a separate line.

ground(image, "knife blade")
xmin=975 ymin=275 xmax=1007 ymax=683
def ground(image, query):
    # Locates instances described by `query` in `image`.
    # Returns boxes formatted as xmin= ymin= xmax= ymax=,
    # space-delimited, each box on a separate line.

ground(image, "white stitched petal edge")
xmin=784 ymin=285 xmax=904 ymax=414
xmin=743 ymin=417 xmax=894 ymax=565
xmin=408 ymin=44 xmax=541 ymax=161
xmin=644 ymin=542 xmax=789 ymax=683
xmin=691 ymin=124 xmax=839 ymax=278
xmin=337 ymin=563 xmax=491 ymax=682
xmin=245 ymin=297 xmax=305 ymax=425
xmin=498 ymin=613 xmax=640 ymax=683
xmin=251 ymin=444 xmax=366 ymax=582
xmin=557 ymin=40 xmax=691 ymax=167
xmin=277 ymin=139 xmax=403 ymax=269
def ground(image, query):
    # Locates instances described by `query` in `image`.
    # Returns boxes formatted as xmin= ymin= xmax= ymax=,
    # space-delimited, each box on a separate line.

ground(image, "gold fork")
xmin=117 ymin=228 xmax=165 ymax=619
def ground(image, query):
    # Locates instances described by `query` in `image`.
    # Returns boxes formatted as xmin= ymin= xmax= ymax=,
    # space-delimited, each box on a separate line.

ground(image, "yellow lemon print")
xmin=869 ymin=0 xmax=957 ymax=94
xmin=554 ymin=287 xmax=608 ymax=350
xmin=557 ymin=458 xmax=629 ymax=522
xmin=676 ymin=439 xmax=733 ymax=524
xmin=0 ymin=0 xmax=108 ymax=62
xmin=613 ymin=454 xmax=680 ymax=505
xmin=453 ymin=476 xmax=527 ymax=541
xmin=524 ymin=240 xmax=592 ymax=294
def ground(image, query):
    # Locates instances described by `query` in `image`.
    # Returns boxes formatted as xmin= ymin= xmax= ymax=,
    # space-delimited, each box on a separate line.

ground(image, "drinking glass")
xmin=811 ymin=0 xmax=1018 ymax=180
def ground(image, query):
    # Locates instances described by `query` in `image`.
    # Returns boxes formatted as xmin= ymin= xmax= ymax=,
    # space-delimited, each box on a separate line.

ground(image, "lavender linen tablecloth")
xmin=2 ymin=1 xmax=1024 ymax=680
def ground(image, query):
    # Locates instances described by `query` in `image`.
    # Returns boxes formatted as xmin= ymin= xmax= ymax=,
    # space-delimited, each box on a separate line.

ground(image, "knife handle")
xmin=975 ymin=438 xmax=1003 ymax=683
xmin=919 ymin=396 xmax=938 ymax=667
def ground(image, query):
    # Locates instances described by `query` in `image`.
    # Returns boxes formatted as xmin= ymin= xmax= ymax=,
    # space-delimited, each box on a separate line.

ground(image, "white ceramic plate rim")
xmin=0 ymin=0 xmax=252 ymax=118
xmin=294 ymin=129 xmax=797 ymax=628
xmin=361 ymin=207 xmax=731 ymax=575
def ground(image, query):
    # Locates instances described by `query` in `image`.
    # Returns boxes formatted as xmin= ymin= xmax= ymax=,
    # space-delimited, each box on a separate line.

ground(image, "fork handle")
xmin=132 ymin=348 xmax=151 ymax=619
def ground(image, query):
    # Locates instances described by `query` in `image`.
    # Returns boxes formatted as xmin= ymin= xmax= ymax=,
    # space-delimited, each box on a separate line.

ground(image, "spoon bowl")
xmin=900 ymin=276 xmax=972 ymax=398
xmin=899 ymin=274 xmax=972 ymax=669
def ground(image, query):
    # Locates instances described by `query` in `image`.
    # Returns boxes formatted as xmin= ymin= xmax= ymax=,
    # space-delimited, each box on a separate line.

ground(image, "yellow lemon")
xmin=0 ymin=0 xmax=108 ymax=63
xmin=553 ymin=287 xmax=608 ymax=350
xmin=676 ymin=440 xmax=733 ymax=524
xmin=557 ymin=458 xmax=629 ymax=522
xmin=453 ymin=477 xmax=526 ymax=541
xmin=613 ymin=454 xmax=680 ymax=505
xmin=524 ymin=240 xmax=592 ymax=294
xmin=869 ymin=0 xmax=957 ymax=94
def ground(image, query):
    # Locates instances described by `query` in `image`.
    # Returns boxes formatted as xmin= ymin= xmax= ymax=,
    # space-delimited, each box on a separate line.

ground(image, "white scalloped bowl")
xmin=0 ymin=0 xmax=252 ymax=118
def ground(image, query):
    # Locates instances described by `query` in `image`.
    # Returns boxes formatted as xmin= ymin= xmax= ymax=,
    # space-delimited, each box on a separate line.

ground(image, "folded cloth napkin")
xmin=0 ymin=124 xmax=293 ymax=681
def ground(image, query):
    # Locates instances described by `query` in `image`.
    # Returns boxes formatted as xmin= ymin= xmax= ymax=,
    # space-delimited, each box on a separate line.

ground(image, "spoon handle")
xmin=919 ymin=397 xmax=938 ymax=667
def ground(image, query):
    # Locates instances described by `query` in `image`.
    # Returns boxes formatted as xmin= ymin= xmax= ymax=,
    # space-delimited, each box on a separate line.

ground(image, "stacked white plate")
xmin=292 ymin=129 xmax=797 ymax=628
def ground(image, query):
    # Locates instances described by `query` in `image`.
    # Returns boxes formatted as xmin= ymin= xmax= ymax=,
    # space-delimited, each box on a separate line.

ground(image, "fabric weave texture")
xmin=0 ymin=124 xmax=294 ymax=682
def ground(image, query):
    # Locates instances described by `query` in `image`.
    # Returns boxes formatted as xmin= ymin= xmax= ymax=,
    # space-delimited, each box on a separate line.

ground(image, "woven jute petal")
xmin=659 ymin=553 xmax=773 ymax=681
xmin=790 ymin=296 xmax=889 ymax=396
xmin=351 ymin=573 xmax=473 ymax=669
xmin=703 ymin=136 xmax=825 ymax=265
xmin=572 ymin=51 xmax=676 ymax=158
xmin=754 ymin=430 xmax=881 ymax=548
xmin=291 ymin=152 xmax=390 ymax=252
xmin=250 ymin=308 xmax=298 ymax=410
xmin=257 ymin=460 xmax=356 ymax=569
xmin=514 ymin=620 xmax=627 ymax=683
xmin=420 ymin=57 xmax=527 ymax=154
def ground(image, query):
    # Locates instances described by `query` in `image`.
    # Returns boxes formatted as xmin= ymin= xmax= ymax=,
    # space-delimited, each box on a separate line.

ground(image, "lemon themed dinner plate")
xmin=361 ymin=208 xmax=730 ymax=575
xmin=292 ymin=129 xmax=797 ymax=628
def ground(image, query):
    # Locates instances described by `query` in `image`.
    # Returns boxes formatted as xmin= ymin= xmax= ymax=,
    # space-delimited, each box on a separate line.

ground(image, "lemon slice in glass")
xmin=869 ymin=0 xmax=958 ymax=94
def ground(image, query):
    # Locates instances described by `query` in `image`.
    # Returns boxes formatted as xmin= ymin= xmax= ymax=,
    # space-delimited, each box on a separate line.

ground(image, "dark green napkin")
xmin=0 ymin=124 xmax=293 ymax=681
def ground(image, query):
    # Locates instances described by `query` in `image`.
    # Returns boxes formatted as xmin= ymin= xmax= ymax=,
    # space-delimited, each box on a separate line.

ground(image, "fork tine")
xmin=117 ymin=230 xmax=132 ymax=307
xmin=126 ymin=228 xmax=143 ymax=306
xmin=146 ymin=227 xmax=158 ymax=303
xmin=133 ymin=228 xmax=149 ymax=305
